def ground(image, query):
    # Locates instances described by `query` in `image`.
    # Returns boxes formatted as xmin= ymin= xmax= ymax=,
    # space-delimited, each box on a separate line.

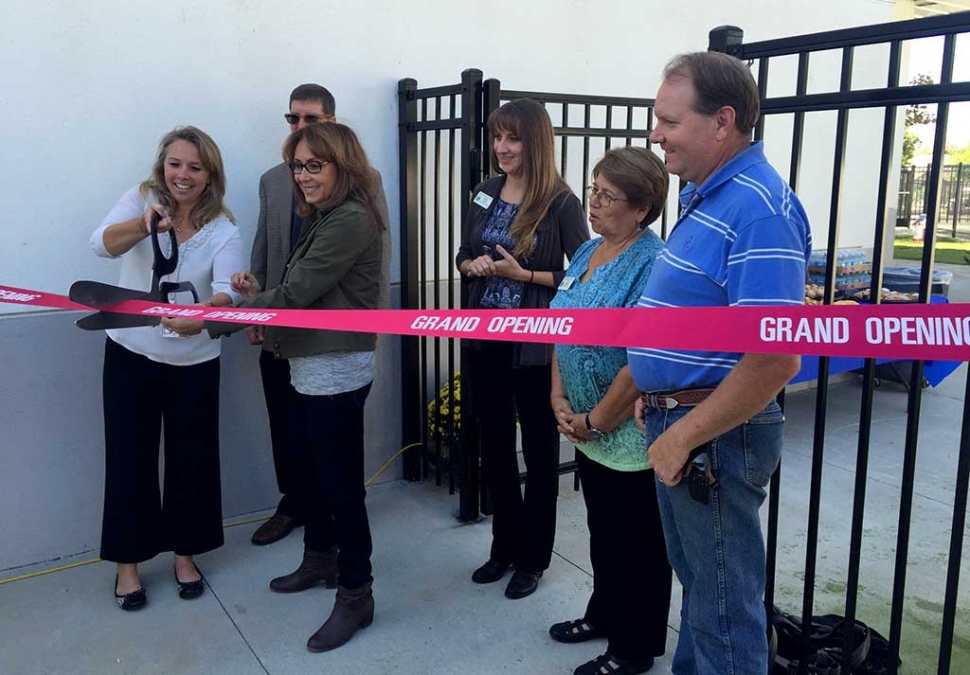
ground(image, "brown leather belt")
xmin=640 ymin=388 xmax=716 ymax=410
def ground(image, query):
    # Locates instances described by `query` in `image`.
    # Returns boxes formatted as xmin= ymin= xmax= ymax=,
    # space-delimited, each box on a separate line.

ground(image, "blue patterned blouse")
xmin=480 ymin=198 xmax=530 ymax=309
xmin=550 ymin=229 xmax=664 ymax=471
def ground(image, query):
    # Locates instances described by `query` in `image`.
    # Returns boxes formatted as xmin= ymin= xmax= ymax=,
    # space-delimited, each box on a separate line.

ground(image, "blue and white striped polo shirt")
xmin=628 ymin=142 xmax=812 ymax=393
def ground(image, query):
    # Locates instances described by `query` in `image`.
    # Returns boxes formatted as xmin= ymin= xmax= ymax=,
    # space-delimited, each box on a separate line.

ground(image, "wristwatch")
xmin=585 ymin=413 xmax=605 ymax=440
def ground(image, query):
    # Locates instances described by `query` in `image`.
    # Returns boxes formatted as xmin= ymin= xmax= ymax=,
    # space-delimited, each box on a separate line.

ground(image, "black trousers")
xmin=291 ymin=382 xmax=373 ymax=590
xmin=577 ymin=451 xmax=672 ymax=660
xmin=468 ymin=341 xmax=560 ymax=571
xmin=258 ymin=349 xmax=301 ymax=518
xmin=100 ymin=337 xmax=224 ymax=563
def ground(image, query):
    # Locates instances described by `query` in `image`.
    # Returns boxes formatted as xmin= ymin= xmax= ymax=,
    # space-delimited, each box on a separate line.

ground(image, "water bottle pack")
xmin=806 ymin=249 xmax=872 ymax=293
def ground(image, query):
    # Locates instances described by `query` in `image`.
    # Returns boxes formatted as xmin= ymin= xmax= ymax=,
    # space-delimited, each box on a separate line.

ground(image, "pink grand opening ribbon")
xmin=2 ymin=283 xmax=968 ymax=362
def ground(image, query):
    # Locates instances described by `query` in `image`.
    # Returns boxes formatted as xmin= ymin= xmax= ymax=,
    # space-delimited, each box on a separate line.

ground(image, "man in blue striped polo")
xmin=629 ymin=52 xmax=812 ymax=675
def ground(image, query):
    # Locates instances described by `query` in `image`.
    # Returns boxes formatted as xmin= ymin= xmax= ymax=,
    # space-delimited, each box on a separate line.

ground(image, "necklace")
xmin=172 ymin=217 xmax=192 ymax=236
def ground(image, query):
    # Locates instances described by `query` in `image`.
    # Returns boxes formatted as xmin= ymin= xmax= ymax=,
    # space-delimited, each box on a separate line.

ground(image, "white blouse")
xmin=89 ymin=185 xmax=244 ymax=366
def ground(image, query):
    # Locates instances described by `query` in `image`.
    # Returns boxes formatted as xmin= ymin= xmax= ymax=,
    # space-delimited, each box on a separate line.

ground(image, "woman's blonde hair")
xmin=488 ymin=99 xmax=569 ymax=259
xmin=140 ymin=126 xmax=235 ymax=229
xmin=593 ymin=147 xmax=669 ymax=226
xmin=282 ymin=123 xmax=383 ymax=228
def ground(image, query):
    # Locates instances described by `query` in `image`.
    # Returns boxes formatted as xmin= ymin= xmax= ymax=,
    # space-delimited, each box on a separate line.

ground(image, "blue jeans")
xmin=646 ymin=401 xmax=784 ymax=675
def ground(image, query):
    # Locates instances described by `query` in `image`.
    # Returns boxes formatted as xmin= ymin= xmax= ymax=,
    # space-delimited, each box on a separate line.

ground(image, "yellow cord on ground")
xmin=0 ymin=442 xmax=424 ymax=586
xmin=0 ymin=558 xmax=103 ymax=585
xmin=365 ymin=442 xmax=422 ymax=487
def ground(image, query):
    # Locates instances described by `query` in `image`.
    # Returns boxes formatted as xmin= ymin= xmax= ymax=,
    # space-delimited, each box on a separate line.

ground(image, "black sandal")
xmin=574 ymin=653 xmax=654 ymax=675
xmin=550 ymin=618 xmax=602 ymax=643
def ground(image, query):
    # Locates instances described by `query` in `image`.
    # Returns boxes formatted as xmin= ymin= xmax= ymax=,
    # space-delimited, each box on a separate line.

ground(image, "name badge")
xmin=558 ymin=276 xmax=576 ymax=291
xmin=473 ymin=192 xmax=493 ymax=209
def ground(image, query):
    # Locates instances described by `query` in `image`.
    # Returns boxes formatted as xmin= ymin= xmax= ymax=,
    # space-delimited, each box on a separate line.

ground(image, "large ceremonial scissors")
xmin=71 ymin=211 xmax=199 ymax=330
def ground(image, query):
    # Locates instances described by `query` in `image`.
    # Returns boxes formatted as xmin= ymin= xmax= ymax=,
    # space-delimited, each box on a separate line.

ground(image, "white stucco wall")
xmin=1 ymin=0 xmax=896 ymax=310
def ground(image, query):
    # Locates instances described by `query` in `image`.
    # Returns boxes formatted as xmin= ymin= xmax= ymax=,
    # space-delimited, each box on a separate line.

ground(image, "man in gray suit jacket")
xmin=250 ymin=83 xmax=392 ymax=547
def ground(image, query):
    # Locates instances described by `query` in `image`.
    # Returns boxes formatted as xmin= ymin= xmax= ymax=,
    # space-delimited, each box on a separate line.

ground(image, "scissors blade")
xmin=75 ymin=311 xmax=160 ymax=331
xmin=69 ymin=280 xmax=151 ymax=309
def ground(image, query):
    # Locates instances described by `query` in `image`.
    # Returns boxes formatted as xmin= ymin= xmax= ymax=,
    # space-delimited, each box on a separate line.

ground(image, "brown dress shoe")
xmin=306 ymin=582 xmax=374 ymax=652
xmin=252 ymin=513 xmax=302 ymax=546
xmin=270 ymin=547 xmax=338 ymax=593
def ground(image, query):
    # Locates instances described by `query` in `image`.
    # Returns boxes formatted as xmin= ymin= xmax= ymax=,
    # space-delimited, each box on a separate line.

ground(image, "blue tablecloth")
xmin=790 ymin=355 xmax=960 ymax=387
xmin=790 ymin=295 xmax=962 ymax=387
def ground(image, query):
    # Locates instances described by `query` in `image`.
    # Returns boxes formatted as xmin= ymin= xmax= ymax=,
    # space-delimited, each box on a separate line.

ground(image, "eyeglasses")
xmin=288 ymin=160 xmax=330 ymax=174
xmin=586 ymin=185 xmax=629 ymax=208
xmin=284 ymin=113 xmax=327 ymax=125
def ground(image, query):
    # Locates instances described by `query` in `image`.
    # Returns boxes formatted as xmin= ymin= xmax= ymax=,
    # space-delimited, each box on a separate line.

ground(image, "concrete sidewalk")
xmin=0 ymin=477 xmax=678 ymax=675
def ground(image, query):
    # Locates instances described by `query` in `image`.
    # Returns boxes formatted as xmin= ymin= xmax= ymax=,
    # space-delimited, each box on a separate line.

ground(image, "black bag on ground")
xmin=770 ymin=607 xmax=899 ymax=675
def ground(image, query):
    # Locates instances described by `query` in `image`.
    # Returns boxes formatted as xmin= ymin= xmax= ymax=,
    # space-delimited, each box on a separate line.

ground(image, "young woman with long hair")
xmin=456 ymin=99 xmax=589 ymax=600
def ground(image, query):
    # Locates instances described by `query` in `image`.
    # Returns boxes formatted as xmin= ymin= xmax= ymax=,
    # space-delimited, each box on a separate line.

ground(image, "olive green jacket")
xmin=210 ymin=200 xmax=381 ymax=357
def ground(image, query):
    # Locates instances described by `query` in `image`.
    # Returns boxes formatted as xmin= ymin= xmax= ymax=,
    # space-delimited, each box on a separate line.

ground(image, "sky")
xmin=907 ymin=33 xmax=970 ymax=150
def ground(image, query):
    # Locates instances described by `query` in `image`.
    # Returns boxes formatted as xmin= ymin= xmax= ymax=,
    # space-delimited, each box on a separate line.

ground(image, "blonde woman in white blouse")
xmin=89 ymin=126 xmax=243 ymax=611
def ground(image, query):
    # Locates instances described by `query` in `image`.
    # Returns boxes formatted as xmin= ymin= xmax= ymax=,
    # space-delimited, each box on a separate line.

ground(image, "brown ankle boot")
xmin=306 ymin=582 xmax=374 ymax=652
xmin=269 ymin=547 xmax=338 ymax=593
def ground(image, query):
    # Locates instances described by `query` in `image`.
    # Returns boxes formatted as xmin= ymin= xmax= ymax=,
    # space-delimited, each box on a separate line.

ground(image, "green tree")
xmin=902 ymin=130 xmax=920 ymax=165
xmin=902 ymin=74 xmax=936 ymax=166
xmin=946 ymin=140 xmax=970 ymax=165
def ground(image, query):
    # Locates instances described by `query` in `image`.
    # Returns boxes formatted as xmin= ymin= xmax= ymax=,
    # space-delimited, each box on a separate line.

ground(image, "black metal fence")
xmin=398 ymin=11 xmax=970 ymax=675
xmin=898 ymin=164 xmax=970 ymax=238
xmin=713 ymin=14 xmax=970 ymax=675
xmin=397 ymin=71 xmax=480 ymax=520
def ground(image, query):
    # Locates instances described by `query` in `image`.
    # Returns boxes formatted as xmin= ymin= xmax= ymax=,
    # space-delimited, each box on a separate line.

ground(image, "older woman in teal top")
xmin=548 ymin=147 xmax=672 ymax=675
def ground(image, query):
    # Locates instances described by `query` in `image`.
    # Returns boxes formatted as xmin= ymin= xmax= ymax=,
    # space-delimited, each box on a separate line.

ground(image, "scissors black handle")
xmin=159 ymin=281 xmax=200 ymax=304
xmin=147 ymin=210 xmax=199 ymax=303
xmin=149 ymin=210 xmax=179 ymax=280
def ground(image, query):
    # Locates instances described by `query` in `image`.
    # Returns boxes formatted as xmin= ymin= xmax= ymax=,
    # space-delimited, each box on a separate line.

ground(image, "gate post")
xmin=955 ymin=163 xmax=964 ymax=238
xmin=482 ymin=78 xmax=501 ymax=182
xmin=708 ymin=25 xmax=744 ymax=56
xmin=398 ymin=77 xmax=422 ymax=482
xmin=708 ymin=23 xmax=789 ymax=619
xmin=458 ymin=68 xmax=484 ymax=521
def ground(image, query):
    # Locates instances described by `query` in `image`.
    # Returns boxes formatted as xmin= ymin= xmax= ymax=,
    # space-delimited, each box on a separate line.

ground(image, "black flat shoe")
xmin=174 ymin=565 xmax=206 ymax=600
xmin=114 ymin=574 xmax=147 ymax=611
xmin=574 ymin=653 xmax=654 ymax=675
xmin=550 ymin=618 xmax=603 ymax=643
xmin=504 ymin=569 xmax=542 ymax=599
xmin=471 ymin=559 xmax=511 ymax=584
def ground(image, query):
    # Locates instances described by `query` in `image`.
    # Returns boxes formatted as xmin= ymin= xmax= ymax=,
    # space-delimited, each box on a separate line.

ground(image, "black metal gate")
xmin=398 ymin=70 xmax=665 ymax=520
xmin=398 ymin=12 xmax=970 ymax=675
xmin=397 ymin=69 xmax=484 ymax=521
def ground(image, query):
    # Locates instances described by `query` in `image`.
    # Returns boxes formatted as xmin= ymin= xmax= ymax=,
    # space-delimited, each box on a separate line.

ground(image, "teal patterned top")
xmin=550 ymin=230 xmax=664 ymax=471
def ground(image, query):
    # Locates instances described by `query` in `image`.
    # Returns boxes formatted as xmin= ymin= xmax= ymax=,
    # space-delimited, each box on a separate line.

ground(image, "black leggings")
xmin=100 ymin=337 xmax=224 ymax=563
xmin=468 ymin=341 xmax=560 ymax=571
xmin=577 ymin=451 xmax=672 ymax=659
xmin=291 ymin=382 xmax=374 ymax=590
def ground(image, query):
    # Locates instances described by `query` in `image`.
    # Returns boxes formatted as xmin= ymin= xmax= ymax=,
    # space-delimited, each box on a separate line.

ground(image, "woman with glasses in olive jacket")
xmin=225 ymin=123 xmax=382 ymax=653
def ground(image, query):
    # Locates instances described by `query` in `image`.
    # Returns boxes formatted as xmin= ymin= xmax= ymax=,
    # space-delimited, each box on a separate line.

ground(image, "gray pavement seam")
xmin=205 ymin=578 xmax=272 ymax=675
xmin=551 ymin=547 xmax=682 ymax=635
